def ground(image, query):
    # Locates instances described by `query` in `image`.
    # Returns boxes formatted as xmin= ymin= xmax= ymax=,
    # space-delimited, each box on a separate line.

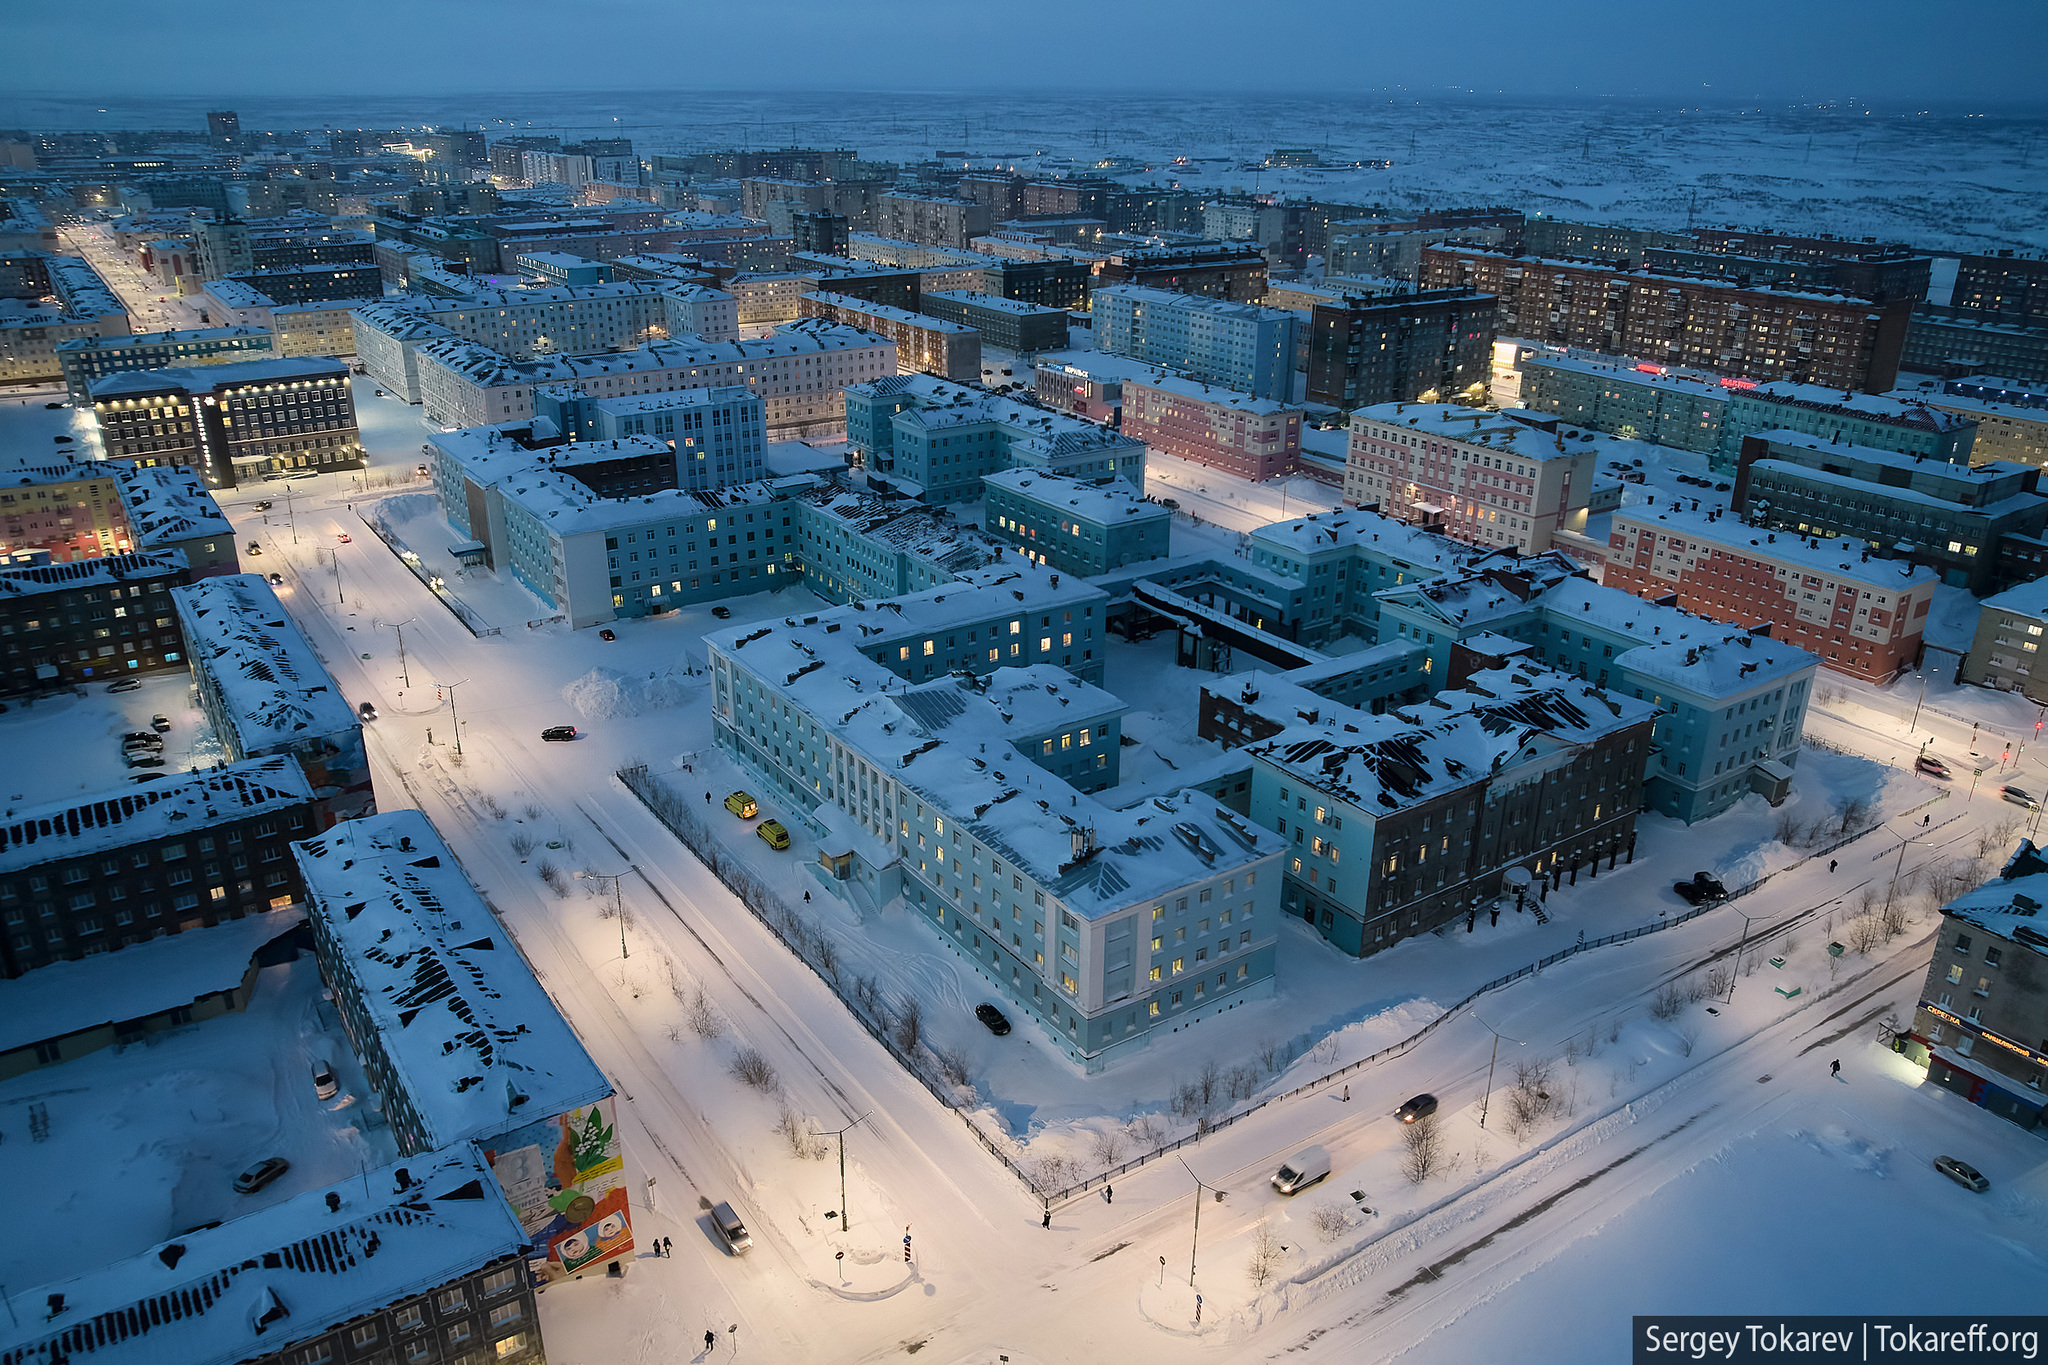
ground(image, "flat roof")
xmin=925 ymin=290 xmax=1067 ymax=318
xmin=113 ymin=462 xmax=234 ymax=547
xmin=90 ymin=355 xmax=349 ymax=400
xmin=1610 ymin=505 xmax=1940 ymax=591
xmin=1125 ymin=371 xmax=1301 ymax=414
xmin=171 ymin=574 xmax=359 ymax=751
xmin=982 ymin=467 xmax=1170 ymax=525
xmin=0 ymin=549 xmax=186 ymax=602
xmin=54 ymin=325 xmax=272 ymax=354
xmin=294 ymin=810 xmax=612 ymax=1150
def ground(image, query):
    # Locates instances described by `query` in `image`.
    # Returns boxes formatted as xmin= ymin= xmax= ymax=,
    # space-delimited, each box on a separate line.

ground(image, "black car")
xmin=598 ymin=628 xmax=616 ymax=641
xmin=44 ymin=402 xmax=64 ymax=410
xmin=975 ymin=1003 xmax=1012 ymax=1036
xmin=541 ymin=725 xmax=578 ymax=742
xmin=1673 ymin=879 xmax=1709 ymax=905
xmin=357 ymin=700 xmax=378 ymax=721
xmin=268 ymin=572 xmax=284 ymax=585
xmin=1394 ymin=1093 xmax=1439 ymax=1123
xmin=254 ymin=500 xmax=273 ymax=511
xmin=710 ymin=606 xmax=731 ymax=619
xmin=1674 ymin=871 xmax=1727 ymax=904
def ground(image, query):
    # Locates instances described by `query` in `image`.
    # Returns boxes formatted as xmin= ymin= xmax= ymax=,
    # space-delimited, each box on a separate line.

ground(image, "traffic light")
xmin=436 ymin=687 xmax=444 ymax=701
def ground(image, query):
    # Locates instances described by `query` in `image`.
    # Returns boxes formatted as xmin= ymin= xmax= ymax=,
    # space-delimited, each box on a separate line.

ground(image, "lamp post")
xmin=1723 ymin=907 xmax=1776 ymax=1004
xmin=376 ymin=618 xmax=416 ymax=688
xmin=433 ymin=678 xmax=467 ymax=755
xmin=1177 ymin=1157 xmax=1221 ymax=1288
xmin=575 ymin=866 xmax=634 ymax=961
xmin=810 ymin=1111 xmax=873 ymax=1233
xmin=1473 ymin=1015 xmax=1523 ymax=1129
xmin=1908 ymin=673 xmax=1926 ymax=732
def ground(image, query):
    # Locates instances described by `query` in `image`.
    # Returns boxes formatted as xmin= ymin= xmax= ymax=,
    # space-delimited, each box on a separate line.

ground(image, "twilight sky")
xmin=6 ymin=0 xmax=2046 ymax=105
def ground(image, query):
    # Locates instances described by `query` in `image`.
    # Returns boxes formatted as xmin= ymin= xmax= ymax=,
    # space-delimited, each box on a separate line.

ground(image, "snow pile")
xmin=364 ymin=492 xmax=440 ymax=536
xmin=1791 ymin=1125 xmax=1890 ymax=1176
xmin=561 ymin=667 xmax=697 ymax=720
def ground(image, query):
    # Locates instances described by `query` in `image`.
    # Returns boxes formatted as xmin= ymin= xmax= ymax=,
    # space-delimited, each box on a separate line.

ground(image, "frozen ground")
xmin=0 ymin=955 xmax=395 ymax=1290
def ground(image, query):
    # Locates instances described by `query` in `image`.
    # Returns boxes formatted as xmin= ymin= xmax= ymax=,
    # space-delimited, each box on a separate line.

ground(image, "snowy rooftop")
xmin=1353 ymin=402 xmax=1595 ymax=462
xmin=112 ymin=462 xmax=233 ymax=547
xmin=0 ymin=905 xmax=303 ymax=1055
xmin=584 ymin=385 xmax=753 ymax=418
xmin=1095 ymin=282 xmax=1295 ymax=322
xmin=1744 ymin=428 xmax=2024 ymax=482
xmin=1033 ymin=349 xmax=1171 ymax=383
xmin=1943 ymin=842 xmax=2048 ymax=950
xmin=199 ymin=278 xmax=282 ymax=309
xmin=712 ymin=617 xmax=1269 ymax=916
xmin=982 ymin=467 xmax=1170 ymax=526
xmin=1977 ymin=575 xmax=2048 ymax=622
xmin=1250 ymin=506 xmax=1491 ymax=571
xmin=89 ymin=356 xmax=348 ymax=401
xmin=0 ymin=1147 xmax=527 ymax=1365
xmin=1247 ymin=664 xmax=1657 ymax=813
xmin=171 ymin=575 xmax=359 ymax=751
xmin=1610 ymin=505 xmax=1940 ymax=590
xmin=0 ymin=549 xmax=185 ymax=602
xmin=1615 ymin=628 xmax=1817 ymax=696
xmin=294 ymin=810 xmax=613 ymax=1150
xmin=355 ymin=280 xmax=662 ymax=318
xmin=925 ymin=290 xmax=1067 ymax=318
xmin=54 ymin=325 xmax=271 ymax=355
xmin=859 ymin=375 xmax=1141 ymax=452
xmin=1124 ymin=371 xmax=1302 ymax=415
xmin=1746 ymin=458 xmax=2045 ymax=521
xmin=808 ymin=291 xmax=977 ymax=333
xmin=44 ymin=256 xmax=124 ymax=318
xmin=1738 ymin=379 xmax=1973 ymax=432
xmin=0 ymin=754 xmax=313 ymax=878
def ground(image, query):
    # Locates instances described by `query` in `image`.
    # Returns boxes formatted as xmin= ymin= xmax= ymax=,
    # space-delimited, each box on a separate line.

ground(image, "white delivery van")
xmin=1271 ymin=1145 xmax=1331 ymax=1195
xmin=711 ymin=1200 xmax=752 ymax=1254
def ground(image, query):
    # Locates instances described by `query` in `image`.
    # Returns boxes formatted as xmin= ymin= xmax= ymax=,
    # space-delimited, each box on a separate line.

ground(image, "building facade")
xmin=1961 ymin=577 xmax=2048 ymax=702
xmin=1303 ymin=288 xmax=1497 ymax=410
xmin=1121 ymin=374 xmax=1303 ymax=480
xmin=798 ymin=290 xmax=981 ymax=382
xmin=920 ymin=290 xmax=1070 ymax=353
xmin=90 ymin=356 xmax=363 ymax=488
xmin=55 ymin=325 xmax=274 ymax=403
xmin=982 ymin=467 xmax=1171 ymax=575
xmin=1343 ymin=404 xmax=1595 ymax=554
xmin=0 ymin=550 xmax=188 ymax=695
xmin=1093 ymin=285 xmax=1298 ymax=402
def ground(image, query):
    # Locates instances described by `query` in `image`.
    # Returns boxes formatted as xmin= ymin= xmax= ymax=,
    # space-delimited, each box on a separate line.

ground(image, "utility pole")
xmin=810 ymin=1111 xmax=873 ymax=1233
xmin=435 ymin=678 xmax=468 ymax=755
xmin=377 ymin=618 xmax=416 ymax=688
xmin=575 ymin=867 xmax=634 ymax=961
xmin=1725 ymin=907 xmax=1772 ymax=1003
xmin=1474 ymin=1015 xmax=1523 ymax=1129
xmin=1178 ymin=1157 xmax=1220 ymax=1288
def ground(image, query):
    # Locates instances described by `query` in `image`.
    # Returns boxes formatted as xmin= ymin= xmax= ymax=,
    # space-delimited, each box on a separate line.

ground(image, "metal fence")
xmin=354 ymin=507 xmax=499 ymax=637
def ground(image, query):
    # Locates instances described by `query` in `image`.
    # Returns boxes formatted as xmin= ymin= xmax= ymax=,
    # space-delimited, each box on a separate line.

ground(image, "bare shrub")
xmin=934 ymin=1046 xmax=972 ymax=1088
xmin=1310 ymin=1034 xmax=1340 ymax=1066
xmin=816 ymin=937 xmax=840 ymax=983
xmin=851 ymin=974 xmax=881 ymax=1019
xmin=1089 ymin=1127 xmax=1126 ymax=1170
xmin=480 ymin=793 xmax=506 ymax=820
xmin=1502 ymin=1059 xmax=1558 ymax=1141
xmin=1401 ymin=1114 xmax=1444 ymax=1184
xmin=1773 ymin=810 xmax=1802 ymax=846
xmin=521 ymin=803 xmax=545 ymax=822
xmin=537 ymin=859 xmax=568 ymax=898
xmin=1030 ymin=1154 xmax=1075 ymax=1195
xmin=1676 ymin=1024 xmax=1700 ymax=1058
xmin=1833 ymin=795 xmax=1871 ymax=838
xmin=1979 ymin=819 xmax=2022 ymax=859
xmin=1225 ymin=1062 xmax=1263 ymax=1103
xmin=509 ymin=832 xmax=535 ymax=858
xmin=1703 ymin=964 xmax=1732 ymax=999
xmin=687 ymin=986 xmax=723 ymax=1040
xmin=1246 ymin=1221 xmax=1283 ymax=1289
xmin=729 ymin=1047 xmax=778 ymax=1092
xmin=1308 ymin=1201 xmax=1351 ymax=1244
xmin=1258 ymin=1039 xmax=1285 ymax=1074
xmin=776 ymin=1107 xmax=826 ymax=1160
xmin=1608 ymin=1016 xmax=1624 ymax=1044
xmin=893 ymin=995 xmax=923 ymax=1054
xmin=1127 ymin=1113 xmax=1169 ymax=1149
xmin=1845 ymin=912 xmax=1885 ymax=956
xmin=1649 ymin=981 xmax=1687 ymax=1020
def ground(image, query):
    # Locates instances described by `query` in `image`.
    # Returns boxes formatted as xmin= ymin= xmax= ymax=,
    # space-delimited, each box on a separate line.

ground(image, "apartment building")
xmin=1902 ymin=842 xmax=2048 ymax=1133
xmin=1304 ymin=288 xmax=1497 ymax=409
xmin=1122 ymin=373 xmax=1303 ymax=480
xmin=664 ymin=284 xmax=739 ymax=342
xmin=1717 ymin=381 xmax=1975 ymax=472
xmin=171 ymin=574 xmax=372 ymax=826
xmin=1952 ymin=253 xmax=2048 ymax=324
xmin=0 ymin=757 xmax=314 ymax=978
xmin=54 ymin=325 xmax=274 ymax=402
xmin=1238 ymin=656 xmax=1655 ymax=956
xmin=876 ymin=194 xmax=993 ymax=251
xmin=845 ymin=373 xmax=1146 ymax=505
xmin=1516 ymin=353 xmax=1731 ymax=454
xmin=1343 ymin=403 xmax=1596 ymax=554
xmin=1903 ymin=305 xmax=2048 ymax=385
xmin=799 ymin=290 xmax=980 ymax=382
xmin=791 ymin=485 xmax=1011 ymax=604
xmin=1732 ymin=430 xmax=2048 ymax=593
xmin=409 ymin=320 xmax=895 ymax=433
xmin=1603 ymin=506 xmax=1938 ymax=681
xmin=1421 ymin=246 xmax=1913 ymax=394
xmin=982 ymin=467 xmax=1171 ymax=575
xmin=1094 ymin=285 xmax=1298 ymax=402
xmin=1094 ymin=241 xmax=1269 ymax=303
xmin=90 ymin=356 xmax=362 ymax=488
xmin=0 ymin=550 xmax=190 ymax=696
xmin=0 ymin=254 xmax=130 ymax=384
xmin=706 ymin=582 xmax=1280 ymax=1068
xmin=1961 ymin=577 xmax=2048 ymax=702
xmin=920 ymin=290 xmax=1070 ymax=354
xmin=1892 ymin=376 xmax=2048 ymax=470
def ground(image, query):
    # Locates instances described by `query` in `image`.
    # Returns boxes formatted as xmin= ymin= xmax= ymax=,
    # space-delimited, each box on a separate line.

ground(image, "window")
xmin=482 ymin=1266 xmax=521 ymax=1298
xmin=438 ymin=1288 xmax=468 ymax=1315
xmin=488 ymin=1302 xmax=524 ymax=1330
xmin=495 ymin=1334 xmax=532 ymax=1361
xmin=395 ymin=1305 xmax=425 ymax=1333
xmin=351 ymin=1323 xmax=381 ymax=1348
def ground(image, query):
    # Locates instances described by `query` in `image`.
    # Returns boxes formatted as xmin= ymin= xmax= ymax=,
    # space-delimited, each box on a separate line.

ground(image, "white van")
xmin=311 ymin=1058 xmax=338 ymax=1100
xmin=711 ymin=1200 xmax=752 ymax=1254
xmin=1271 ymin=1145 xmax=1331 ymax=1195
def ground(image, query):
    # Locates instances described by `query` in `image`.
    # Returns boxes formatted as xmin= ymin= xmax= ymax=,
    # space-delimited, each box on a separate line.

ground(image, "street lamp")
xmin=810 ymin=1111 xmax=873 ymax=1233
xmin=1178 ymin=1157 xmax=1222 ymax=1288
xmin=376 ymin=617 xmax=417 ymax=688
xmin=433 ymin=678 xmax=467 ymax=755
xmin=1473 ymin=1014 xmax=1524 ymax=1129
xmin=1723 ymin=906 xmax=1779 ymax=1004
xmin=575 ymin=866 xmax=634 ymax=961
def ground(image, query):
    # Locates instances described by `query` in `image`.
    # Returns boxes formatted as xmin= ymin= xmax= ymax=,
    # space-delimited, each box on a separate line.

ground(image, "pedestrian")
xmin=1342 ymin=1085 xmax=1350 ymax=1103
xmin=1829 ymin=859 xmax=1837 ymax=873
xmin=1105 ymin=1184 xmax=1113 ymax=1205
xmin=706 ymin=1329 xmax=717 ymax=1353
xmin=1830 ymin=1058 xmax=1841 ymax=1078
xmin=705 ymin=791 xmax=711 ymax=804
xmin=804 ymin=890 xmax=811 ymax=904
xmin=1042 ymin=1208 xmax=1051 ymax=1229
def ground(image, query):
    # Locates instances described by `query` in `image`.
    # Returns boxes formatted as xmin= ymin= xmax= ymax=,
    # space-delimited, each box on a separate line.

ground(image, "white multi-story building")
xmin=662 ymin=285 xmax=738 ymax=343
xmin=1092 ymin=285 xmax=1298 ymax=402
xmin=411 ymin=319 xmax=895 ymax=432
xmin=706 ymin=576 xmax=1282 ymax=1068
xmin=351 ymin=282 xmax=673 ymax=395
xmin=1343 ymin=403 xmax=1596 ymax=554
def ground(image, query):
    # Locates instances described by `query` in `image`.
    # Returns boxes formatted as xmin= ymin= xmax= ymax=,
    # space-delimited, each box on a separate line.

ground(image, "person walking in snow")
xmin=706 ymin=1329 xmax=717 ymax=1353
xmin=804 ymin=890 xmax=811 ymax=903
xmin=663 ymin=1236 xmax=672 ymax=1257
xmin=1829 ymin=860 xmax=1837 ymax=873
xmin=1042 ymin=1209 xmax=1051 ymax=1229
xmin=1830 ymin=1059 xmax=1842 ymax=1078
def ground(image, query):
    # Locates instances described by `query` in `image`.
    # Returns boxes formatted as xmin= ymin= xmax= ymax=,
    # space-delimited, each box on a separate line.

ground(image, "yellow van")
xmin=723 ymin=791 xmax=758 ymax=819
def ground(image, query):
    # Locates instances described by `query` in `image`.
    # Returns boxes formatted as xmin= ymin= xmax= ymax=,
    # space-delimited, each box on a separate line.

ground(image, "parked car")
xmin=124 ymin=752 xmax=165 ymax=768
xmin=1394 ymin=1094 xmax=1439 ymax=1123
xmin=710 ymin=606 xmax=731 ymax=619
xmin=975 ymin=1003 xmax=1012 ymax=1036
xmin=1271 ymin=1145 xmax=1331 ymax=1195
xmin=311 ymin=1058 xmax=338 ymax=1101
xmin=2003 ymin=786 xmax=2036 ymax=809
xmin=43 ymin=402 xmax=63 ymax=410
xmin=122 ymin=731 xmax=163 ymax=747
xmin=1933 ymin=1155 xmax=1989 ymax=1192
xmin=756 ymin=819 xmax=791 ymax=851
xmin=106 ymin=677 xmax=141 ymax=693
xmin=1692 ymin=872 xmax=1727 ymax=898
xmin=268 ymin=572 xmax=284 ymax=586
xmin=723 ymin=791 xmax=758 ymax=818
xmin=151 ymin=713 xmax=172 ymax=732
xmin=1915 ymin=755 xmax=1951 ymax=778
xmin=357 ymin=701 xmax=378 ymax=721
xmin=710 ymin=1200 xmax=752 ymax=1254
xmin=598 ymin=628 xmax=616 ymax=641
xmin=541 ymin=725 xmax=578 ymax=742
xmin=1673 ymin=871 xmax=1728 ymax=904
xmin=246 ymin=541 xmax=262 ymax=555
xmin=233 ymin=1157 xmax=291 ymax=1194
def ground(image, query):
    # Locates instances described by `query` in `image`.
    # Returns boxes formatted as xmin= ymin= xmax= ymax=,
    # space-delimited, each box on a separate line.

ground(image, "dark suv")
xmin=541 ymin=725 xmax=578 ymax=742
xmin=975 ymin=1003 xmax=1012 ymax=1036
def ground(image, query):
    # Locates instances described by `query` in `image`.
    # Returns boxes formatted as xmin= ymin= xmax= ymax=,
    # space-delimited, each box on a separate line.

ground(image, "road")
xmin=58 ymin=220 xmax=208 ymax=332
